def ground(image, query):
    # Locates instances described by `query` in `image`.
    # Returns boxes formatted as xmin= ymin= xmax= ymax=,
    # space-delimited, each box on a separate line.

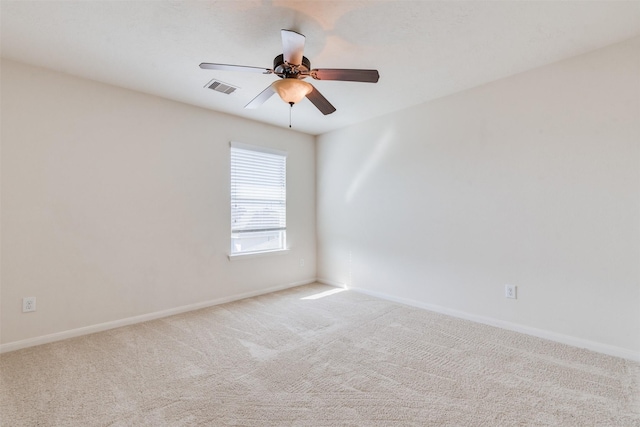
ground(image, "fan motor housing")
xmin=273 ymin=54 xmax=311 ymax=78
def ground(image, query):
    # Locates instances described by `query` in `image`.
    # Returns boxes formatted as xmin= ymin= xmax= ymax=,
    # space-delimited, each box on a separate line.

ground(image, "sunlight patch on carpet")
xmin=301 ymin=287 xmax=346 ymax=300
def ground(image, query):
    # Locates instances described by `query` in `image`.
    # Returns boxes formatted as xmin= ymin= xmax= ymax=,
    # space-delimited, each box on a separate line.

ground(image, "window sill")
xmin=227 ymin=249 xmax=290 ymax=261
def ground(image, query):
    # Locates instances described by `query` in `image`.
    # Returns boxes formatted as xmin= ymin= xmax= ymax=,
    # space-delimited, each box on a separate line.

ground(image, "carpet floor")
xmin=1 ymin=283 xmax=639 ymax=426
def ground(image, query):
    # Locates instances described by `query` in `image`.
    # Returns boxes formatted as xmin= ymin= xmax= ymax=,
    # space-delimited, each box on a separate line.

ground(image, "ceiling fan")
xmin=200 ymin=29 xmax=379 ymax=117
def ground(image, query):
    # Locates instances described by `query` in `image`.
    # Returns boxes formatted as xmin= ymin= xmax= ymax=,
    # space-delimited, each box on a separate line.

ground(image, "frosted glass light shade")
xmin=272 ymin=79 xmax=313 ymax=104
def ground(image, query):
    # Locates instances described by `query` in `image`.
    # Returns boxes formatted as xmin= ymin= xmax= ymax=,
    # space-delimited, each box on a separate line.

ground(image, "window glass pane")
xmin=231 ymin=230 xmax=286 ymax=254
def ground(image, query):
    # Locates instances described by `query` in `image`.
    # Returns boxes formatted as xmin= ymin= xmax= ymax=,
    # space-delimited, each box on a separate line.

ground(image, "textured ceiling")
xmin=2 ymin=1 xmax=639 ymax=135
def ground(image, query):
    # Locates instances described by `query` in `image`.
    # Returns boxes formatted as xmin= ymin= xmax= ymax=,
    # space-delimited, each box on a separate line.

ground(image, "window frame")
xmin=228 ymin=141 xmax=288 ymax=259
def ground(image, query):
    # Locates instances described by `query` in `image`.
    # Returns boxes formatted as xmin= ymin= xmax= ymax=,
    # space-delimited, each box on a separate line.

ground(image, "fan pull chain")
xmin=289 ymin=102 xmax=294 ymax=128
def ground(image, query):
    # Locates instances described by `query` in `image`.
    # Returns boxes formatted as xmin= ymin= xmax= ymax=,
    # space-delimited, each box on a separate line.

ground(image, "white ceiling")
xmin=2 ymin=1 xmax=639 ymax=135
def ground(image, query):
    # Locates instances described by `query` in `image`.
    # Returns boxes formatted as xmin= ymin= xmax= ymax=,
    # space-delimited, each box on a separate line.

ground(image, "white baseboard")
xmin=6 ymin=278 xmax=637 ymax=362
xmin=0 ymin=278 xmax=316 ymax=354
xmin=317 ymin=279 xmax=640 ymax=363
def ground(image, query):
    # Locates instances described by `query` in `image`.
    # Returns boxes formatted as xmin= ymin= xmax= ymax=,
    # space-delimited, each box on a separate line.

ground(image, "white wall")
xmin=1 ymin=59 xmax=316 ymax=347
xmin=317 ymin=37 xmax=640 ymax=358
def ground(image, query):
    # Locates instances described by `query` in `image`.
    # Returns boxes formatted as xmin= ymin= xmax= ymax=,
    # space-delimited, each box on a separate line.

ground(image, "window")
xmin=230 ymin=142 xmax=287 ymax=255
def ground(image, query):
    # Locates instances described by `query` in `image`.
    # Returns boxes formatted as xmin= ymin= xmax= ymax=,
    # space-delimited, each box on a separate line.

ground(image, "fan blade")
xmin=311 ymin=69 xmax=379 ymax=83
xmin=245 ymin=85 xmax=276 ymax=109
xmin=281 ymin=29 xmax=305 ymax=66
xmin=306 ymin=86 xmax=336 ymax=115
xmin=199 ymin=63 xmax=272 ymax=74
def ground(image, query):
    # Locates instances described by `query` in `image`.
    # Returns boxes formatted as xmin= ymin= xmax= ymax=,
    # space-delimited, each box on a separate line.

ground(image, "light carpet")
xmin=1 ymin=283 xmax=639 ymax=426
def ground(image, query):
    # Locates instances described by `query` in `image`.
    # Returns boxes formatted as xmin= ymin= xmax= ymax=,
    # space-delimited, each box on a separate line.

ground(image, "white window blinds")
xmin=230 ymin=143 xmax=286 ymax=254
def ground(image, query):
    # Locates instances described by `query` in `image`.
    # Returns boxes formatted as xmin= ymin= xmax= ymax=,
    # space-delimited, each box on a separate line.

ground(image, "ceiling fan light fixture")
xmin=200 ymin=29 xmax=377 ymax=116
xmin=271 ymin=78 xmax=312 ymax=104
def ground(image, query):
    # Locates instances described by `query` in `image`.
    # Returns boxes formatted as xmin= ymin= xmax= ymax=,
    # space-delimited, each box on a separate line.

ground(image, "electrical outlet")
xmin=505 ymin=285 xmax=517 ymax=299
xmin=300 ymin=258 xmax=305 ymax=267
xmin=23 ymin=297 xmax=36 ymax=312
